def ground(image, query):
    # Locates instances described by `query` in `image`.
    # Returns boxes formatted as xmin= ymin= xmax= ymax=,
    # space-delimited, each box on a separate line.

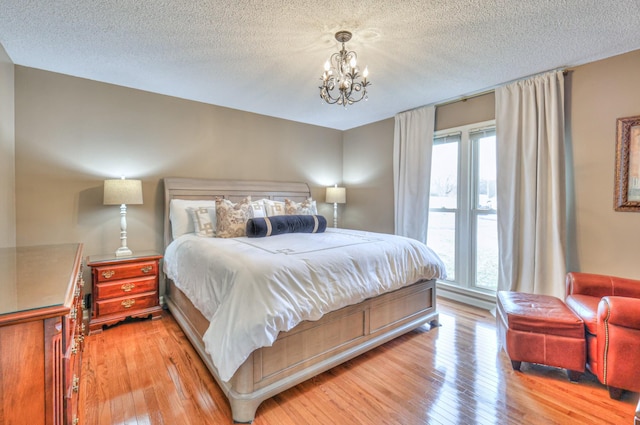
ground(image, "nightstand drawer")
xmin=94 ymin=260 xmax=158 ymax=282
xmin=95 ymin=293 xmax=159 ymax=316
xmin=95 ymin=276 xmax=157 ymax=300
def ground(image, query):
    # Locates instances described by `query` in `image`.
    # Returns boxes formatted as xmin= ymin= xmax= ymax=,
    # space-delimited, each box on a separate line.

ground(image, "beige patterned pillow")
xmin=187 ymin=206 xmax=216 ymax=237
xmin=263 ymin=199 xmax=286 ymax=216
xmin=285 ymin=198 xmax=317 ymax=215
xmin=216 ymin=196 xmax=253 ymax=238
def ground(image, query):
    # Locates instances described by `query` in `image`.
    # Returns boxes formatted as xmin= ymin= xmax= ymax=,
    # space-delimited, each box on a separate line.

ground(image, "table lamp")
xmin=325 ymin=184 xmax=346 ymax=228
xmin=104 ymin=178 xmax=143 ymax=257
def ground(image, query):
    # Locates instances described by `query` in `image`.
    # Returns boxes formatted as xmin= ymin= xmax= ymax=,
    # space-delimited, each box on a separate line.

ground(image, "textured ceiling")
xmin=1 ymin=1 xmax=640 ymax=130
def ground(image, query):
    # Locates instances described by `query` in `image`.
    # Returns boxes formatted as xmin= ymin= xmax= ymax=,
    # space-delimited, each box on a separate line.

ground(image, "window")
xmin=427 ymin=120 xmax=498 ymax=293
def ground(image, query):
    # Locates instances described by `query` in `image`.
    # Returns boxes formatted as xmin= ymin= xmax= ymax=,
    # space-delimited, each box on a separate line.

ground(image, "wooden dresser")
xmin=87 ymin=251 xmax=162 ymax=335
xmin=0 ymin=243 xmax=85 ymax=425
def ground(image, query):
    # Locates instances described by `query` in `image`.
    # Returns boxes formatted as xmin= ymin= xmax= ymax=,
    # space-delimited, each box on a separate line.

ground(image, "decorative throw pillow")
xmin=216 ymin=196 xmax=253 ymax=238
xmin=285 ymin=198 xmax=317 ymax=215
xmin=169 ymin=199 xmax=217 ymax=239
xmin=250 ymin=199 xmax=267 ymax=218
xmin=187 ymin=206 xmax=216 ymax=237
xmin=246 ymin=215 xmax=327 ymax=237
xmin=263 ymin=199 xmax=286 ymax=216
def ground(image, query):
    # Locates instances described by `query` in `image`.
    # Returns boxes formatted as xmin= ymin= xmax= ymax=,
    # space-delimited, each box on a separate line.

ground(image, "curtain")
xmin=495 ymin=70 xmax=566 ymax=298
xmin=393 ymin=105 xmax=435 ymax=242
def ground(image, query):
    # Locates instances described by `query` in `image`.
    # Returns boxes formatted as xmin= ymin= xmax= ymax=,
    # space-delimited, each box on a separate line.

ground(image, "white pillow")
xmin=169 ymin=199 xmax=216 ymax=239
xmin=263 ymin=199 xmax=286 ymax=216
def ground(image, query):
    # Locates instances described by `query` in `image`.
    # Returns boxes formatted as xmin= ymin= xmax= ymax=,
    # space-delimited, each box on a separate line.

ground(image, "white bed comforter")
xmin=163 ymin=228 xmax=446 ymax=382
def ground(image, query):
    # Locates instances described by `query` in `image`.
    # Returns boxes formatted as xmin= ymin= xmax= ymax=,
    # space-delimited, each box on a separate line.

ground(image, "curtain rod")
xmin=399 ymin=67 xmax=570 ymax=112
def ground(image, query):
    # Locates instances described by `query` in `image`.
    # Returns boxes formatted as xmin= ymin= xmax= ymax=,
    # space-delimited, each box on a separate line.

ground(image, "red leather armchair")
xmin=565 ymin=272 xmax=640 ymax=399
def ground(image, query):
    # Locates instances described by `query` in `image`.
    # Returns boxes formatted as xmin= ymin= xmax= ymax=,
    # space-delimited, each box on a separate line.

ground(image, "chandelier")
xmin=319 ymin=30 xmax=370 ymax=107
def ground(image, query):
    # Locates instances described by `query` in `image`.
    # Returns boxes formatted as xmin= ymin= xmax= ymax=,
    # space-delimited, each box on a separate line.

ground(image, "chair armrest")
xmin=598 ymin=296 xmax=640 ymax=328
xmin=596 ymin=295 xmax=640 ymax=393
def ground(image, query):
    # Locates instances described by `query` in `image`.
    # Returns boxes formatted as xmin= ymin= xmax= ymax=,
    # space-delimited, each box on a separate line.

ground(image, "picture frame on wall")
xmin=615 ymin=115 xmax=640 ymax=211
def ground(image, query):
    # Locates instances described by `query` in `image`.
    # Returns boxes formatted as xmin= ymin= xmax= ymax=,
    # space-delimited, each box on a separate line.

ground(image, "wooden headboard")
xmin=163 ymin=177 xmax=311 ymax=249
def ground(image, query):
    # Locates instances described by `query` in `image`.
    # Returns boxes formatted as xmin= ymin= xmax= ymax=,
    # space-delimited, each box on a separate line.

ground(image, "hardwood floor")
xmin=80 ymin=298 xmax=638 ymax=424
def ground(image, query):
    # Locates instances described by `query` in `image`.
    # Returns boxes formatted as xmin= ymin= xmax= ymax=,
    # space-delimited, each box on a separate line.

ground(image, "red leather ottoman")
xmin=496 ymin=291 xmax=586 ymax=381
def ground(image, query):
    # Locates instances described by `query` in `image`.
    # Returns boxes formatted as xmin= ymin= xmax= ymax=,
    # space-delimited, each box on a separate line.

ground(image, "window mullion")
xmin=457 ymin=130 xmax=471 ymax=288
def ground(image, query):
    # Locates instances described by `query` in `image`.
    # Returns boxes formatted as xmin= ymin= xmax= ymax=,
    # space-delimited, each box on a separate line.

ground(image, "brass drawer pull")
xmin=72 ymin=375 xmax=79 ymax=393
xmin=141 ymin=265 xmax=153 ymax=274
xmin=101 ymin=270 xmax=115 ymax=279
xmin=121 ymin=282 xmax=136 ymax=292
xmin=121 ymin=299 xmax=136 ymax=309
xmin=71 ymin=339 xmax=77 ymax=355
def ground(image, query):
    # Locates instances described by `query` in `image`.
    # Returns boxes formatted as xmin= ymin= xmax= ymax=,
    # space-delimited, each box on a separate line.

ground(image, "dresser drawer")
xmin=94 ymin=260 xmax=158 ymax=282
xmin=95 ymin=276 xmax=157 ymax=300
xmin=95 ymin=293 xmax=159 ymax=316
xmin=63 ymin=286 xmax=84 ymax=348
xmin=65 ymin=350 xmax=81 ymax=425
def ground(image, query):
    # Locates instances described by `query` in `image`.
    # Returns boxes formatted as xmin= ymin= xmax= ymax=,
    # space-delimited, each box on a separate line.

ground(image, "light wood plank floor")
xmin=80 ymin=298 xmax=638 ymax=424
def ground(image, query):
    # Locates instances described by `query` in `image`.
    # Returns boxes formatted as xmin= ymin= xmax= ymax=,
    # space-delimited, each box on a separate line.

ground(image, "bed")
xmin=162 ymin=177 xmax=445 ymax=423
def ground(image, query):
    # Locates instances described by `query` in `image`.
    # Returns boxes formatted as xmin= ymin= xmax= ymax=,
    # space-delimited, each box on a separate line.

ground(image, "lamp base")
xmin=115 ymin=246 xmax=133 ymax=257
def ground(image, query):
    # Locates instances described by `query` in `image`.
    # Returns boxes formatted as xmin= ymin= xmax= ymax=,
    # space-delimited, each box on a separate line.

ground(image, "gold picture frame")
xmin=615 ymin=115 xmax=640 ymax=211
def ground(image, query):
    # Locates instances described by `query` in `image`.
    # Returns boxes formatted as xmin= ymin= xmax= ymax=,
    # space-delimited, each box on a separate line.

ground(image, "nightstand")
xmin=87 ymin=251 xmax=163 ymax=335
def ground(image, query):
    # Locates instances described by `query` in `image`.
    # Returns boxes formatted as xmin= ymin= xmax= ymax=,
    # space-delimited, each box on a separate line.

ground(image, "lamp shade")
xmin=103 ymin=179 xmax=143 ymax=205
xmin=326 ymin=186 xmax=346 ymax=204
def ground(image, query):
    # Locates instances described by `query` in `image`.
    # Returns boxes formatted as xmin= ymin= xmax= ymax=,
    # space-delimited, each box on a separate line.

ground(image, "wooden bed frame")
xmin=162 ymin=177 xmax=439 ymax=423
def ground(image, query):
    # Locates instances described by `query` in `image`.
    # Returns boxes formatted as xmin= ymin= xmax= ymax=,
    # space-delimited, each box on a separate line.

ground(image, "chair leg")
xmin=567 ymin=370 xmax=582 ymax=382
xmin=608 ymin=386 xmax=623 ymax=400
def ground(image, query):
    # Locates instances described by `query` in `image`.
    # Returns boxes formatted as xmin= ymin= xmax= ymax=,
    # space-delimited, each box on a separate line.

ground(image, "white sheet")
xmin=164 ymin=228 xmax=446 ymax=382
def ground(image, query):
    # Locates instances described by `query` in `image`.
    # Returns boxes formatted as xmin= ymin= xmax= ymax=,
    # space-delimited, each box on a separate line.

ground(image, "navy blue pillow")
xmin=246 ymin=215 xmax=327 ymax=237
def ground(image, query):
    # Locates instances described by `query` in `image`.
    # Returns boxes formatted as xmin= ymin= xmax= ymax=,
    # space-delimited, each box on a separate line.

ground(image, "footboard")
xmin=166 ymin=279 xmax=438 ymax=423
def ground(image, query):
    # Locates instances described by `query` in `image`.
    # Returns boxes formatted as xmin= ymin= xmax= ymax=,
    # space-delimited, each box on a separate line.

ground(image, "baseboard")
xmin=437 ymin=283 xmax=496 ymax=311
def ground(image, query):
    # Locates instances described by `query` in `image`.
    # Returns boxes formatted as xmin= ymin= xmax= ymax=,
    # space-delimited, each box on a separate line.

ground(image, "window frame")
xmin=429 ymin=120 xmax=497 ymax=299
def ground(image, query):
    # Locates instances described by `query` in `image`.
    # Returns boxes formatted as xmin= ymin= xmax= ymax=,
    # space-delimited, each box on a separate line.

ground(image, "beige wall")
xmin=0 ymin=44 xmax=15 ymax=248
xmin=342 ymin=118 xmax=395 ymax=233
xmin=14 ymin=67 xmax=343 ymax=263
xmin=434 ymin=92 xmax=495 ymax=131
xmin=567 ymin=50 xmax=640 ymax=279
